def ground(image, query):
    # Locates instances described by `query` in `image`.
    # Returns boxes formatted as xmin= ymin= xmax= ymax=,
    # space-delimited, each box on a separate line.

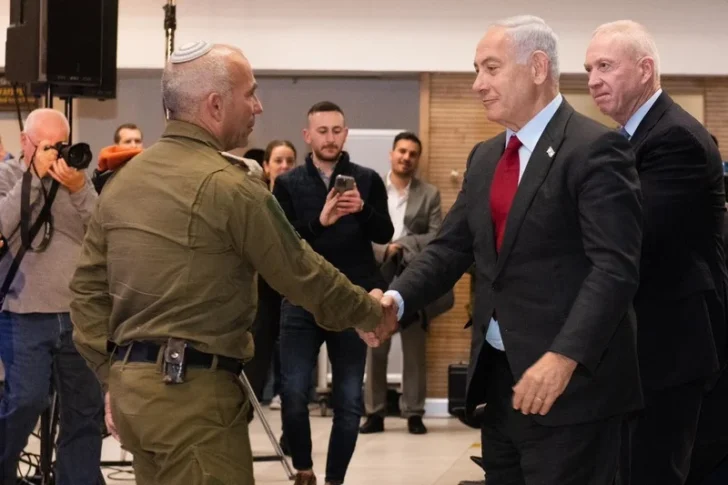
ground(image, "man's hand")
xmin=319 ymin=188 xmax=345 ymax=227
xmin=512 ymin=352 xmax=577 ymax=416
xmin=31 ymin=139 xmax=59 ymax=178
xmin=375 ymin=294 xmax=399 ymax=342
xmin=336 ymin=185 xmax=364 ymax=215
xmin=357 ymin=291 xmax=400 ymax=347
xmin=104 ymin=392 xmax=120 ymax=441
xmin=48 ymin=158 xmax=86 ymax=193
xmin=385 ymin=243 xmax=402 ymax=259
xmin=357 ymin=289 xmax=385 ymax=346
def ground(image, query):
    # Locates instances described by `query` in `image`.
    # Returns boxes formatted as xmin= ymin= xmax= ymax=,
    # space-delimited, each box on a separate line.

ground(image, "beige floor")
xmin=22 ymin=406 xmax=484 ymax=484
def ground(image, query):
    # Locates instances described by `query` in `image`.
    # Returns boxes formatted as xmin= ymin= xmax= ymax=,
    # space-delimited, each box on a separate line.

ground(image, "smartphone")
xmin=334 ymin=174 xmax=355 ymax=193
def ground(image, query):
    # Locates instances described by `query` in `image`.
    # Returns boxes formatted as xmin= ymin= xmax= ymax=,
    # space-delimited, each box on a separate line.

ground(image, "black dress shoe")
xmin=359 ymin=415 xmax=384 ymax=434
xmin=407 ymin=416 xmax=428 ymax=434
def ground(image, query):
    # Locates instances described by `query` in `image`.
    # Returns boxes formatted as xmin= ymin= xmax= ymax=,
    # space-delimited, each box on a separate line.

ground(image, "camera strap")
xmin=0 ymin=171 xmax=60 ymax=306
xmin=20 ymin=171 xmax=59 ymax=249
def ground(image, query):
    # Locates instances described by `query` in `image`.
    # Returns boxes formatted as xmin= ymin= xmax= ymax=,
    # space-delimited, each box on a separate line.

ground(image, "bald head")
xmin=585 ymin=20 xmax=661 ymax=126
xmin=20 ymin=109 xmax=70 ymax=164
xmin=161 ymin=43 xmax=263 ymax=151
xmin=162 ymin=44 xmax=242 ymax=119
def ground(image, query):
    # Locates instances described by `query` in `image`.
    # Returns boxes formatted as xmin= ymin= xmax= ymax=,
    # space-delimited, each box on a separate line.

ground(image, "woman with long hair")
xmin=246 ymin=140 xmax=297 ymax=451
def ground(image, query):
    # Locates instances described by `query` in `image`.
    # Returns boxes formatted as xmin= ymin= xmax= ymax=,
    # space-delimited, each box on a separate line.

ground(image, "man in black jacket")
xmin=273 ymin=101 xmax=393 ymax=485
xmin=586 ymin=21 xmax=728 ymax=485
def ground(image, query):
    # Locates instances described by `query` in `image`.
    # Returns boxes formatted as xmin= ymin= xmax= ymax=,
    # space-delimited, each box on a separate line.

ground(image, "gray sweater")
xmin=0 ymin=157 xmax=97 ymax=313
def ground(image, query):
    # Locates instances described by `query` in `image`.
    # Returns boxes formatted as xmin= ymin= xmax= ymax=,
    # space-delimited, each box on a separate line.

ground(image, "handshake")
xmin=357 ymin=289 xmax=400 ymax=347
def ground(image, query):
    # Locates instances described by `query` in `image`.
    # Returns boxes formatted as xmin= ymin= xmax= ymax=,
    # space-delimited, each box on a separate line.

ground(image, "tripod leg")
xmin=238 ymin=370 xmax=295 ymax=480
xmin=39 ymin=391 xmax=58 ymax=485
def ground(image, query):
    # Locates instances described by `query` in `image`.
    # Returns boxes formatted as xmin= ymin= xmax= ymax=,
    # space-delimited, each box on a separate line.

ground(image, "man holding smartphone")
xmin=273 ymin=101 xmax=393 ymax=485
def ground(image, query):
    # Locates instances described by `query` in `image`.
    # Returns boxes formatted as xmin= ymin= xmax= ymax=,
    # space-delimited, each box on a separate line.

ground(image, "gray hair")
xmin=161 ymin=44 xmax=241 ymax=120
xmin=492 ymin=15 xmax=560 ymax=81
xmin=592 ymin=20 xmax=661 ymax=80
xmin=23 ymin=108 xmax=70 ymax=137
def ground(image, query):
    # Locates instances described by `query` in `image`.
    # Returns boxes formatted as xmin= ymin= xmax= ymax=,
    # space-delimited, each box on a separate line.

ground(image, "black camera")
xmin=53 ymin=142 xmax=93 ymax=170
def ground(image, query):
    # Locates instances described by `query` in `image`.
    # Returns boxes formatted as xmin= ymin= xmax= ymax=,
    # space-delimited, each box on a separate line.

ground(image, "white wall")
xmin=0 ymin=71 xmax=419 ymax=173
xmin=0 ymin=0 xmax=726 ymax=75
xmin=33 ymin=71 xmax=417 ymax=171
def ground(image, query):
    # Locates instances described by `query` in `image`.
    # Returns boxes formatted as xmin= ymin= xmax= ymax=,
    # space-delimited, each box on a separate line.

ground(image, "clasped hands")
xmin=357 ymin=289 xmax=399 ymax=348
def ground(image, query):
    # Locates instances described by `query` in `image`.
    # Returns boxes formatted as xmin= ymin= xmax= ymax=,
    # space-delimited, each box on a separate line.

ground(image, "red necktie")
xmin=490 ymin=135 xmax=522 ymax=253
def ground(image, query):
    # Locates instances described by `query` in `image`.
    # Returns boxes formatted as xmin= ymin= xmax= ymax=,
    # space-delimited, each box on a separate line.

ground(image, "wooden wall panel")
xmin=421 ymin=73 xmax=503 ymax=398
xmin=705 ymin=78 xmax=728 ymax=160
xmin=422 ymin=73 xmax=728 ymax=398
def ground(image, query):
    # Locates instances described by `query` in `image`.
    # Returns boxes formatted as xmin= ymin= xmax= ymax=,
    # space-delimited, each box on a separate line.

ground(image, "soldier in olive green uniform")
xmin=69 ymin=42 xmax=389 ymax=485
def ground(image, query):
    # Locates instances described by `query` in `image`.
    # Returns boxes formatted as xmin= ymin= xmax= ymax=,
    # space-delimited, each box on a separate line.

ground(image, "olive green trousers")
xmin=109 ymin=360 xmax=253 ymax=484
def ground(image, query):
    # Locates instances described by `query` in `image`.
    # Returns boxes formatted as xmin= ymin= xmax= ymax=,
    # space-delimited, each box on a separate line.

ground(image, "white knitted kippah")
xmin=170 ymin=41 xmax=214 ymax=64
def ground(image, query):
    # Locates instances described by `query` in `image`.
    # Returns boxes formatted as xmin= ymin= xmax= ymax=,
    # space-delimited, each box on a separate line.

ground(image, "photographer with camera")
xmin=0 ymin=108 xmax=103 ymax=485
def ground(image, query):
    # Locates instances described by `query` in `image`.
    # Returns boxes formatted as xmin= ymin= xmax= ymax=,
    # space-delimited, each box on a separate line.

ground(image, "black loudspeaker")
xmin=5 ymin=0 xmax=119 ymax=100
xmin=448 ymin=362 xmax=468 ymax=415
xmin=51 ymin=0 xmax=118 ymax=99
xmin=4 ymin=0 xmax=44 ymax=83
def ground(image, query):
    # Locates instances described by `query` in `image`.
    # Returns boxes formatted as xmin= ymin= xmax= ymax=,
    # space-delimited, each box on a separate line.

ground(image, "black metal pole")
xmin=45 ymin=85 xmax=53 ymax=109
xmin=163 ymin=1 xmax=176 ymax=119
xmin=64 ymin=98 xmax=73 ymax=142
xmin=164 ymin=0 xmax=176 ymax=62
xmin=34 ymin=82 xmax=55 ymax=485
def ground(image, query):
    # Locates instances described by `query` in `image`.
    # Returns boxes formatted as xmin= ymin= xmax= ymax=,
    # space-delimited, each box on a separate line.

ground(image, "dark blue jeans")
xmin=0 ymin=312 xmax=104 ymax=485
xmin=279 ymin=300 xmax=367 ymax=484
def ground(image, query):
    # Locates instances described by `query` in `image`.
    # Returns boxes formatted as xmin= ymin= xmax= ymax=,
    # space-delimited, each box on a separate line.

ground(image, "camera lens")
xmin=61 ymin=143 xmax=92 ymax=170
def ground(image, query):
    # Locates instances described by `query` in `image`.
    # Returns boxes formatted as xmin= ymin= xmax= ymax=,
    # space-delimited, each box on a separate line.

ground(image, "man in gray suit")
xmin=360 ymin=132 xmax=444 ymax=435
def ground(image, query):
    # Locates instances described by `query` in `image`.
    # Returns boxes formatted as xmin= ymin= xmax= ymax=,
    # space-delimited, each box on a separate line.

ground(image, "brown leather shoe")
xmin=294 ymin=472 xmax=317 ymax=485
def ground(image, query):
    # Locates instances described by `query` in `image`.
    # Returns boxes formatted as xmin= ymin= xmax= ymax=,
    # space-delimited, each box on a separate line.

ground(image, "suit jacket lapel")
xmin=629 ymin=91 xmax=672 ymax=152
xmin=403 ymin=178 xmax=423 ymax=229
xmin=494 ymin=101 xmax=573 ymax=276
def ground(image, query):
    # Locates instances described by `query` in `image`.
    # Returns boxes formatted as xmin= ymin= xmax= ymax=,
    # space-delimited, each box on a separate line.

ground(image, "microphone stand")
xmin=164 ymin=0 xmax=176 ymax=62
xmin=163 ymin=0 xmax=176 ymax=119
xmin=29 ymin=85 xmax=57 ymax=485
xmin=32 ymin=90 xmax=97 ymax=485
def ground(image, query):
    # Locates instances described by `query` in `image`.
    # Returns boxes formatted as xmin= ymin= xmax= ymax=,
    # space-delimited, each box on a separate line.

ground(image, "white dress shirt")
xmin=386 ymin=171 xmax=410 ymax=241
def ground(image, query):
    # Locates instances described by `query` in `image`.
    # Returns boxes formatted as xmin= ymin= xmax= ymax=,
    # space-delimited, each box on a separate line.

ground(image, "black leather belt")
xmin=113 ymin=341 xmax=242 ymax=375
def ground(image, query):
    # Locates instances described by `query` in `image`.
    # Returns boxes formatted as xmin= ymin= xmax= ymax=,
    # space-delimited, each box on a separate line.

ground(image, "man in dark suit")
xmin=586 ymin=21 xmax=728 ymax=485
xmin=686 ymin=134 xmax=728 ymax=485
xmin=363 ymin=15 xmax=644 ymax=485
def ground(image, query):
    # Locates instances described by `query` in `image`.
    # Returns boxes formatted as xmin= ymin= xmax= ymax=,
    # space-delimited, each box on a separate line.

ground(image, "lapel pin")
xmin=546 ymin=146 xmax=555 ymax=158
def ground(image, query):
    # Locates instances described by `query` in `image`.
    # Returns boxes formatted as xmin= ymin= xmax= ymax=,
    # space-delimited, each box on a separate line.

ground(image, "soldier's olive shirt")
xmin=69 ymin=121 xmax=382 ymax=388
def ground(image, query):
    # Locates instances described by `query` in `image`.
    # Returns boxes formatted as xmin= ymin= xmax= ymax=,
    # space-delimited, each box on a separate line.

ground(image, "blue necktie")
xmin=618 ymin=126 xmax=631 ymax=140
